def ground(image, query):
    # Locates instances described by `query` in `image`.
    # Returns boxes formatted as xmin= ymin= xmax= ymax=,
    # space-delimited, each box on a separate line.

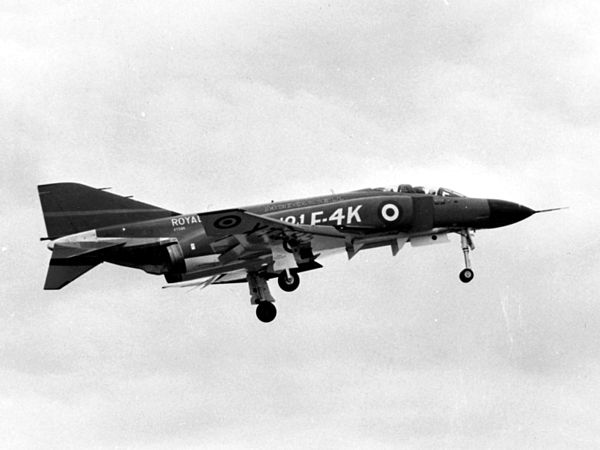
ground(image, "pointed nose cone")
xmin=486 ymin=199 xmax=535 ymax=228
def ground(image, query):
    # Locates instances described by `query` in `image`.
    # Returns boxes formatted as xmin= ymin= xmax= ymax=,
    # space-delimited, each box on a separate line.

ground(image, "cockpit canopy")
xmin=369 ymin=184 xmax=466 ymax=197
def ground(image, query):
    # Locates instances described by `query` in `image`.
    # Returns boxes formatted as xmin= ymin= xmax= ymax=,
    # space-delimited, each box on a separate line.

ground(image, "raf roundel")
xmin=214 ymin=215 xmax=242 ymax=229
xmin=378 ymin=201 xmax=403 ymax=225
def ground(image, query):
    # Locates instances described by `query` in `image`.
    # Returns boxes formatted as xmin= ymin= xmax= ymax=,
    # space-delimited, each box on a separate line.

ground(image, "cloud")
xmin=1 ymin=0 xmax=599 ymax=447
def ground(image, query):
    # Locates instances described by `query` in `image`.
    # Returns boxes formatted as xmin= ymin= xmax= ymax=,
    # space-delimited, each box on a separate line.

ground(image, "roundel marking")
xmin=378 ymin=201 xmax=403 ymax=225
xmin=214 ymin=215 xmax=242 ymax=229
xmin=381 ymin=203 xmax=400 ymax=222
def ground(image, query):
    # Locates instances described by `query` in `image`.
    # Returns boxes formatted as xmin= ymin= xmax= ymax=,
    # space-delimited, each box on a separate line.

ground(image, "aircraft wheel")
xmin=459 ymin=268 xmax=474 ymax=283
xmin=283 ymin=239 xmax=299 ymax=254
xmin=256 ymin=302 xmax=277 ymax=323
xmin=277 ymin=270 xmax=300 ymax=292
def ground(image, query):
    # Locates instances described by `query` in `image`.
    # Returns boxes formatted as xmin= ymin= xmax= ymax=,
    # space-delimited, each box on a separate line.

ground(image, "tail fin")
xmin=38 ymin=182 xmax=179 ymax=239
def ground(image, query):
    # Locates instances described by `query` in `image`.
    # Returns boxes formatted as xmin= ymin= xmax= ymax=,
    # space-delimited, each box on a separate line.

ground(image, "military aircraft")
xmin=38 ymin=182 xmax=561 ymax=322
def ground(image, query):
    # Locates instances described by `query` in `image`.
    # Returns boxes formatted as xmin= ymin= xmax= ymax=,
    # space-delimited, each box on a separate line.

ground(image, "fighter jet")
xmin=38 ymin=182 xmax=561 ymax=322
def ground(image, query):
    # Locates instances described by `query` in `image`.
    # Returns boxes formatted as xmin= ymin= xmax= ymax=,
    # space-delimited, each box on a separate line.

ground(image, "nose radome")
xmin=487 ymin=199 xmax=535 ymax=228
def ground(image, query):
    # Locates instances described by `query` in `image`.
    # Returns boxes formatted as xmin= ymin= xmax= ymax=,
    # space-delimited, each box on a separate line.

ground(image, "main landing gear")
xmin=459 ymin=229 xmax=475 ymax=283
xmin=247 ymin=272 xmax=277 ymax=323
xmin=277 ymin=269 xmax=300 ymax=292
xmin=256 ymin=301 xmax=277 ymax=323
xmin=247 ymin=269 xmax=302 ymax=323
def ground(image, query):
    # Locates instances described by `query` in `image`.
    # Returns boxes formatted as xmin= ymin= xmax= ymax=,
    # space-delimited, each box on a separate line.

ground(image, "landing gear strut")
xmin=247 ymin=272 xmax=277 ymax=323
xmin=246 ymin=267 xmax=302 ymax=322
xmin=459 ymin=229 xmax=475 ymax=283
xmin=277 ymin=269 xmax=300 ymax=292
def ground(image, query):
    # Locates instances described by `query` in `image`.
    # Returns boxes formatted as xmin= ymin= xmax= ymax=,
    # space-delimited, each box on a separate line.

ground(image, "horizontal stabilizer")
xmin=51 ymin=240 xmax=126 ymax=259
xmin=44 ymin=259 xmax=101 ymax=290
xmin=43 ymin=240 xmax=126 ymax=289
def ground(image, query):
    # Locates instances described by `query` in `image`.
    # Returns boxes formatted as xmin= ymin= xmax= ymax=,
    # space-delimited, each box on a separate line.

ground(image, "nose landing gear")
xmin=459 ymin=229 xmax=475 ymax=283
xmin=459 ymin=267 xmax=474 ymax=283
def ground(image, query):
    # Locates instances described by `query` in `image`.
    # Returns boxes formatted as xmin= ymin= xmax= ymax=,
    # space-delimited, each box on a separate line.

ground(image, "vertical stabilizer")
xmin=38 ymin=182 xmax=179 ymax=239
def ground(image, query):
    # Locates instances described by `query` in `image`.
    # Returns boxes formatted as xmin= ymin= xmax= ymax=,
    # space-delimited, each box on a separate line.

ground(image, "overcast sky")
xmin=1 ymin=1 xmax=600 ymax=448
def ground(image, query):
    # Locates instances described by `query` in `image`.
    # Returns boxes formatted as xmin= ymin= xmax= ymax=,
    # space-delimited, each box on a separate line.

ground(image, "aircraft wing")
xmin=163 ymin=209 xmax=438 ymax=288
xmin=162 ymin=209 xmax=346 ymax=285
xmin=200 ymin=208 xmax=346 ymax=241
xmin=198 ymin=208 xmax=347 ymax=259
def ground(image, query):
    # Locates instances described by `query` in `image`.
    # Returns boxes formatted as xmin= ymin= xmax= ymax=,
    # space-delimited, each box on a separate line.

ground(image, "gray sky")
xmin=1 ymin=1 xmax=600 ymax=448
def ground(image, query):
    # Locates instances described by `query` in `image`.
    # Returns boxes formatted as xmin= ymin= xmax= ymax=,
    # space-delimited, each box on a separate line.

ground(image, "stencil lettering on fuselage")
xmin=280 ymin=206 xmax=362 ymax=225
xmin=171 ymin=214 xmax=201 ymax=232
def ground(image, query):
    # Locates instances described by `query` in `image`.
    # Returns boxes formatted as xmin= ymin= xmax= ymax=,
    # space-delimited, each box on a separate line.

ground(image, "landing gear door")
xmin=411 ymin=196 xmax=434 ymax=232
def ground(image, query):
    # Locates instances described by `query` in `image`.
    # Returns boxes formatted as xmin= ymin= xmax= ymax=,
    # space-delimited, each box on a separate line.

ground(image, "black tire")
xmin=459 ymin=268 xmax=474 ymax=283
xmin=256 ymin=302 xmax=277 ymax=323
xmin=277 ymin=270 xmax=300 ymax=292
xmin=282 ymin=239 xmax=298 ymax=253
